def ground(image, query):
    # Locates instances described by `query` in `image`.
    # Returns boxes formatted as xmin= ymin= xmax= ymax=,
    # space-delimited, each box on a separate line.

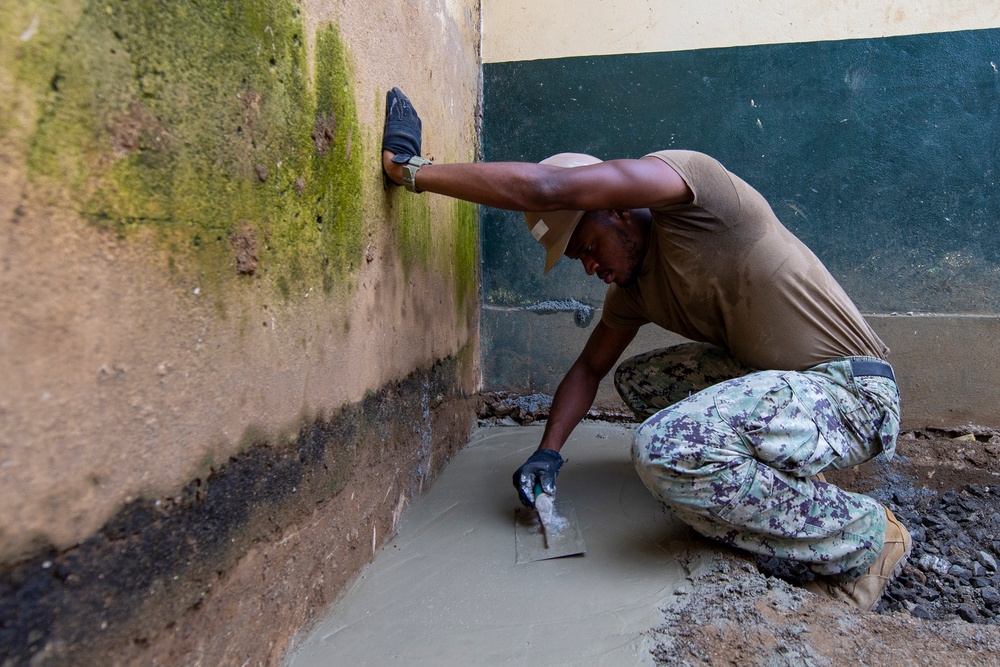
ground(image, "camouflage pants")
xmin=616 ymin=343 xmax=901 ymax=579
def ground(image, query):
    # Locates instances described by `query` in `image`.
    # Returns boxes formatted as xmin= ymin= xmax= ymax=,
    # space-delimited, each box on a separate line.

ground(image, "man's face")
xmin=564 ymin=210 xmax=645 ymax=287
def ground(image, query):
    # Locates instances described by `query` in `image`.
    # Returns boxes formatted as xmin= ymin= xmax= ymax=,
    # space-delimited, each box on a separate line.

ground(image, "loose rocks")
xmin=755 ymin=483 xmax=1000 ymax=624
xmin=877 ymin=484 xmax=1000 ymax=624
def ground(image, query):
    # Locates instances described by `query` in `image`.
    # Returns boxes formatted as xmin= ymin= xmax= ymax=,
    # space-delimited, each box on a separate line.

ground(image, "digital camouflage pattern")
xmin=614 ymin=343 xmax=756 ymax=416
xmin=617 ymin=343 xmax=901 ymax=579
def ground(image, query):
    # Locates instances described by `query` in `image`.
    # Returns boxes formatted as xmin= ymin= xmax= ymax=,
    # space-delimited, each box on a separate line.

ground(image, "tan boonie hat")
xmin=523 ymin=153 xmax=602 ymax=273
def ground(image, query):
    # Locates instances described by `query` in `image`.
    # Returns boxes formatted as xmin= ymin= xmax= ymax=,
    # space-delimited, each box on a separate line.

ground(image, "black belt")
xmin=850 ymin=359 xmax=895 ymax=383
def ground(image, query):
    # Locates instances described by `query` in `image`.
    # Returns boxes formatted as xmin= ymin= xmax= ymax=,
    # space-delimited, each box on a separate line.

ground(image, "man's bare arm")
xmin=383 ymin=152 xmax=692 ymax=212
xmin=511 ymin=321 xmax=638 ymax=506
xmin=536 ymin=321 xmax=639 ymax=454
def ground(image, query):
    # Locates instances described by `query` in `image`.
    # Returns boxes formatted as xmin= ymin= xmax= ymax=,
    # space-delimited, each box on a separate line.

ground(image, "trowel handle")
xmin=533 ymin=484 xmax=555 ymax=508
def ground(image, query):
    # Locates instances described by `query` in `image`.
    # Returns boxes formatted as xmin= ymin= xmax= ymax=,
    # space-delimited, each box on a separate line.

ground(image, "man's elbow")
xmin=516 ymin=170 xmax=574 ymax=212
xmin=567 ymin=358 xmax=609 ymax=388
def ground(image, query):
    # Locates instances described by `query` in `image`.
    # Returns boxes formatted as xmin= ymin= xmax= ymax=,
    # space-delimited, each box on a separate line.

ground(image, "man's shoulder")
xmin=645 ymin=151 xmax=732 ymax=189
xmin=644 ymin=149 xmax=712 ymax=166
xmin=645 ymin=151 xmax=740 ymax=222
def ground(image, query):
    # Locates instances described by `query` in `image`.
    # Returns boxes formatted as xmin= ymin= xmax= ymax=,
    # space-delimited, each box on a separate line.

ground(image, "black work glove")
xmin=382 ymin=87 xmax=423 ymax=165
xmin=512 ymin=449 xmax=564 ymax=508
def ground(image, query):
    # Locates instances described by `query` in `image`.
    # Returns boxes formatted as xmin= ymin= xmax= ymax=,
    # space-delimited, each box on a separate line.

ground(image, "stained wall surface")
xmin=480 ymin=1 xmax=1000 ymax=427
xmin=0 ymin=0 xmax=480 ymax=664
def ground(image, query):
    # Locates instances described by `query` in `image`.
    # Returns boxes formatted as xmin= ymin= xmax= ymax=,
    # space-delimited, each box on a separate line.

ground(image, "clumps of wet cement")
xmin=484 ymin=298 xmax=596 ymax=327
xmin=477 ymin=391 xmax=634 ymax=426
xmin=477 ymin=392 xmax=553 ymax=425
xmin=524 ymin=299 xmax=594 ymax=327
xmin=650 ymin=551 xmax=824 ymax=667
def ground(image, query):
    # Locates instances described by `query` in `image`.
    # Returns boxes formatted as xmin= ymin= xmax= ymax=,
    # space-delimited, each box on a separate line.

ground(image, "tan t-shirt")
xmin=602 ymin=150 xmax=888 ymax=371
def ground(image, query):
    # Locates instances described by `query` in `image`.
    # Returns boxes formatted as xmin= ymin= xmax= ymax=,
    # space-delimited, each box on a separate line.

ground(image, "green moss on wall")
xmin=9 ymin=0 xmax=479 ymax=319
xmin=23 ymin=0 xmax=365 ymax=298
xmin=297 ymin=24 xmax=365 ymax=292
xmin=393 ymin=192 xmax=433 ymax=277
xmin=452 ymin=199 xmax=478 ymax=311
xmin=390 ymin=195 xmax=478 ymax=315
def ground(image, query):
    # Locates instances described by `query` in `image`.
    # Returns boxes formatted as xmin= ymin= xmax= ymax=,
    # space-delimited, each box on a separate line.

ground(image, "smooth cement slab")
xmin=284 ymin=423 xmax=708 ymax=666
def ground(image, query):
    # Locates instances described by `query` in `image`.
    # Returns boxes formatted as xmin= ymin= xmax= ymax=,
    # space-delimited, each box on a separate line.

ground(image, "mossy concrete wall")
xmin=1 ymin=0 xmax=480 ymax=664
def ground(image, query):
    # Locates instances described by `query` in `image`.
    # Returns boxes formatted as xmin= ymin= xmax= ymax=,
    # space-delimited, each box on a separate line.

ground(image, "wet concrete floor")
xmin=284 ymin=423 xmax=709 ymax=666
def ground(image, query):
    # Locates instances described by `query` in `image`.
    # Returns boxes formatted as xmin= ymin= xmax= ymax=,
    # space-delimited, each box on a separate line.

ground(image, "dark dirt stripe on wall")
xmin=0 ymin=360 xmax=475 ymax=666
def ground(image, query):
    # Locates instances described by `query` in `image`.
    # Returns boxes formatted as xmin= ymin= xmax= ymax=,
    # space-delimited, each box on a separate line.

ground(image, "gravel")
xmin=877 ymin=483 xmax=1000 ymax=624
xmin=757 ymin=482 xmax=1000 ymax=624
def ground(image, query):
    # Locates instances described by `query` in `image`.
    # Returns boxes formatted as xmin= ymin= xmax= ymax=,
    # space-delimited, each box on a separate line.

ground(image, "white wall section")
xmin=483 ymin=0 xmax=1000 ymax=62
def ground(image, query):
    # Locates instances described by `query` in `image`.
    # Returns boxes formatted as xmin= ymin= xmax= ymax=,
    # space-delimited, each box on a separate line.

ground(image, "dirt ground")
xmin=650 ymin=549 xmax=1000 ymax=667
xmin=649 ymin=427 xmax=1000 ymax=666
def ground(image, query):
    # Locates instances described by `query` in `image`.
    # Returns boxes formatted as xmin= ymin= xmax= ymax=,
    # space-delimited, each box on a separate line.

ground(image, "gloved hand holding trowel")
xmin=510 ymin=447 xmax=585 ymax=562
xmin=511 ymin=448 xmax=584 ymax=560
xmin=512 ymin=448 xmax=563 ymax=508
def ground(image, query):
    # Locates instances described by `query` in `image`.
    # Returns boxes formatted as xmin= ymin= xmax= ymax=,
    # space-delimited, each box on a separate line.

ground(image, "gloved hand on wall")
xmin=382 ymin=87 xmax=423 ymax=165
xmin=512 ymin=449 xmax=563 ymax=508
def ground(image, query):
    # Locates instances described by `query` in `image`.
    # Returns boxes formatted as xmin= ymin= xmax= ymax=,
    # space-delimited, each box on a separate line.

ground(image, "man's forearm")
xmin=417 ymin=162 xmax=556 ymax=211
xmin=384 ymin=152 xmax=564 ymax=211
xmin=537 ymin=362 xmax=602 ymax=453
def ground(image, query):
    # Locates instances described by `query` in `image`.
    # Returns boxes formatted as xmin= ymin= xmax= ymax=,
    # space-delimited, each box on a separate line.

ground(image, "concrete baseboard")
xmin=484 ymin=307 xmax=1000 ymax=429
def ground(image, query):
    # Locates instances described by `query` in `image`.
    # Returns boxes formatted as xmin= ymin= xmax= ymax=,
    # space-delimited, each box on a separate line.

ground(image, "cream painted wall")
xmin=483 ymin=0 xmax=1000 ymax=62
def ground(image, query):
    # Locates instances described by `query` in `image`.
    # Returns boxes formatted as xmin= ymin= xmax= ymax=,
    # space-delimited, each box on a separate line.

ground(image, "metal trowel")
xmin=514 ymin=485 xmax=586 ymax=564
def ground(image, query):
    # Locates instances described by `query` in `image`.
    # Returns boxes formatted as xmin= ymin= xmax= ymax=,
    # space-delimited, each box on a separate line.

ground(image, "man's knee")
xmin=631 ymin=405 xmax=731 ymax=481
xmin=632 ymin=411 xmax=685 ymax=473
xmin=612 ymin=355 xmax=637 ymax=401
xmin=630 ymin=394 xmax=757 ymax=510
xmin=614 ymin=346 xmax=696 ymax=419
xmin=613 ymin=356 xmax=652 ymax=419
xmin=614 ymin=343 xmax=752 ymax=419
xmin=632 ymin=428 xmax=750 ymax=520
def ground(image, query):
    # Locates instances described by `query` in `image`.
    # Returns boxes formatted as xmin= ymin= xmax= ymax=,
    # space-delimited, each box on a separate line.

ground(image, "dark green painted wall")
xmin=480 ymin=27 xmax=1000 ymax=398
xmin=482 ymin=28 xmax=1000 ymax=319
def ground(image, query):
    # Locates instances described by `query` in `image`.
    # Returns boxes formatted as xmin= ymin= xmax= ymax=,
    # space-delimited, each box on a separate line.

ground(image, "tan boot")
xmin=804 ymin=506 xmax=911 ymax=611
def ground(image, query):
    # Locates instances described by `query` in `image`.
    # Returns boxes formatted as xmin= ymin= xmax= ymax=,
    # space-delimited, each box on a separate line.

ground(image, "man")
xmin=381 ymin=88 xmax=909 ymax=611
